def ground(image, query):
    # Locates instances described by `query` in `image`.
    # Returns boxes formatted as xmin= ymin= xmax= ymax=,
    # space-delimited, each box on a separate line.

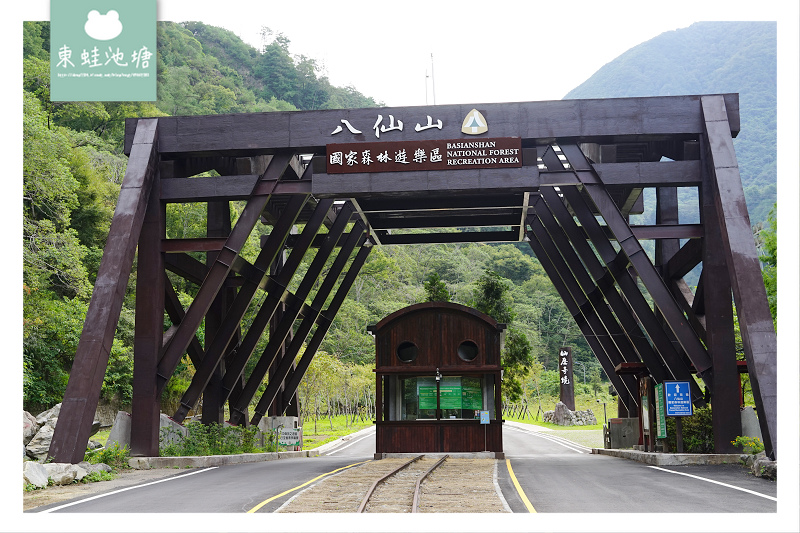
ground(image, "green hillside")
xmin=565 ymin=21 xmax=777 ymax=225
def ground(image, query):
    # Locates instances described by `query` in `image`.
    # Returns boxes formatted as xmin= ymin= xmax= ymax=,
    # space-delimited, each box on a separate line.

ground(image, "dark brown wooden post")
xmin=701 ymin=95 xmax=777 ymax=459
xmin=202 ymin=200 xmax=233 ymax=425
xmin=130 ymin=166 xmax=164 ymax=457
xmin=699 ymin=133 xmax=745 ymax=454
xmin=50 ymin=119 xmax=159 ymax=464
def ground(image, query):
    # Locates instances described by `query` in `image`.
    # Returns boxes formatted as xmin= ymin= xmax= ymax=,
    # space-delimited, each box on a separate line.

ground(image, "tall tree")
xmin=423 ymin=272 xmax=450 ymax=302
xmin=758 ymin=204 xmax=777 ymax=322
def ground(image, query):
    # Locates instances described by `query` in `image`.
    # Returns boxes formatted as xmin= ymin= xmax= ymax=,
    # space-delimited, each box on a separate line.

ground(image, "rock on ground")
xmin=42 ymin=463 xmax=89 ymax=485
xmin=23 ymin=411 xmax=39 ymax=445
xmin=26 ymin=420 xmax=57 ymax=461
xmin=24 ymin=403 xmax=101 ymax=461
xmin=23 ymin=461 xmax=49 ymax=489
xmin=542 ymin=402 xmax=597 ymax=426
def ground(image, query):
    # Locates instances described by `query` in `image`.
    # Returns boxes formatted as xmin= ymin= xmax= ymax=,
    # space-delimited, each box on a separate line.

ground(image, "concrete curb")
xmin=128 ymin=449 xmax=319 ymax=469
xmin=592 ymin=448 xmax=748 ymax=466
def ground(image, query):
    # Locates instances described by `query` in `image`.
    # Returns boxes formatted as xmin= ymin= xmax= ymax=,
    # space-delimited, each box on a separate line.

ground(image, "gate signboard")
xmin=326 ymin=137 xmax=522 ymax=174
xmin=664 ymin=381 xmax=693 ymax=417
xmin=655 ymin=383 xmax=667 ymax=439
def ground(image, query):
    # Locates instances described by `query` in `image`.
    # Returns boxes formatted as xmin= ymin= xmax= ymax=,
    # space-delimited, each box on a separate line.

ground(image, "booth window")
xmin=396 ymin=341 xmax=418 ymax=362
xmin=400 ymin=375 xmax=484 ymax=420
xmin=457 ymin=340 xmax=479 ymax=361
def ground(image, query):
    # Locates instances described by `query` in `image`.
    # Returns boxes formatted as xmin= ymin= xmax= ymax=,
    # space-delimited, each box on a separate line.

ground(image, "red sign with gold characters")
xmin=326 ymin=137 xmax=522 ymax=174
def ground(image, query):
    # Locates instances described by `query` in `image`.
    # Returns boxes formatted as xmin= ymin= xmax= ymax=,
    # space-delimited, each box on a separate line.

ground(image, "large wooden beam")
xmin=160 ymin=175 xmax=311 ymax=203
xmin=312 ymin=161 xmax=702 ymax=198
xmin=700 ymin=142 xmax=742 ymax=453
xmin=130 ymin=160 xmax=164 ymax=457
xmin=701 ymin=95 xmax=777 ymax=459
xmin=125 ymin=95 xmax=739 ymax=157
xmin=50 ymin=119 xmax=160 ymax=464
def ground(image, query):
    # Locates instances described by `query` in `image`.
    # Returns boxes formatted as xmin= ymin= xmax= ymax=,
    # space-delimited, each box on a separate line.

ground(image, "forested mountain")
xmin=565 ymin=21 xmax=777 ymax=225
xmin=23 ymin=20 xmax=774 ymax=416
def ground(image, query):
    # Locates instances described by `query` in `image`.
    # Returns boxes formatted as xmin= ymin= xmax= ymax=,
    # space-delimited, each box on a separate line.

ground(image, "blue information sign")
xmin=664 ymin=381 xmax=693 ymax=417
xmin=480 ymin=410 xmax=490 ymax=424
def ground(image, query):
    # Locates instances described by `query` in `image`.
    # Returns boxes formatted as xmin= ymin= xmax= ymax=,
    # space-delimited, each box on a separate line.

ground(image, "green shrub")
xmin=80 ymin=470 xmax=115 ymax=483
xmin=84 ymin=443 xmax=131 ymax=471
xmin=731 ymin=435 xmax=764 ymax=455
xmin=159 ymin=422 xmax=270 ymax=457
xmin=665 ymin=406 xmax=714 ymax=453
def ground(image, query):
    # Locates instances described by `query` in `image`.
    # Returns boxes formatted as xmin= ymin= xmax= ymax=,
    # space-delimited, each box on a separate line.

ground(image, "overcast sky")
xmin=155 ymin=0 xmax=791 ymax=107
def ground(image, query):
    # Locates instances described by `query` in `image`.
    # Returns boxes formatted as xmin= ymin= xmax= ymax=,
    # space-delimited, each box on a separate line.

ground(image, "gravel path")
xmin=277 ymin=457 xmax=509 ymax=513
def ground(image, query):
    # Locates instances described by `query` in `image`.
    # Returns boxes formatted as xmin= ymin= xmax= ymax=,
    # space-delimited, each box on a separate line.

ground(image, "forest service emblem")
xmin=461 ymin=109 xmax=488 ymax=135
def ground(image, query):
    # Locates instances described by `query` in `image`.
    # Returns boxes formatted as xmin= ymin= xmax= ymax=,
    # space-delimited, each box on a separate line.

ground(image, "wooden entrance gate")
xmin=49 ymin=94 xmax=777 ymax=462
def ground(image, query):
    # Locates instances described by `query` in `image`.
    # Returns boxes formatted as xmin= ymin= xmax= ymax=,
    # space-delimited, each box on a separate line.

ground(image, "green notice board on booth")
xmin=418 ymin=377 xmax=437 ymax=409
xmin=439 ymin=377 xmax=462 ymax=409
xmin=418 ymin=376 xmax=482 ymax=410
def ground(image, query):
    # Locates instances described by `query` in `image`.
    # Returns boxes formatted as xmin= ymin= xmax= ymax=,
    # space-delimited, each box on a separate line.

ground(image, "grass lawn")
xmin=300 ymin=415 xmax=373 ymax=450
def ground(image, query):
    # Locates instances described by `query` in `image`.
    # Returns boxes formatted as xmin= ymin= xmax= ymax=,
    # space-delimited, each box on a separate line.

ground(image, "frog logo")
xmin=461 ymin=109 xmax=488 ymax=135
xmin=84 ymin=10 xmax=124 ymax=41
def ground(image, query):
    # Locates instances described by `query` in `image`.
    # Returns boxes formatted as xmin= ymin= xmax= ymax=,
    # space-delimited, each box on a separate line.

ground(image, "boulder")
xmin=159 ymin=413 xmax=189 ymax=449
xmin=542 ymin=402 xmax=598 ymax=426
xmin=42 ymin=462 xmax=88 ymax=485
xmin=106 ymin=411 xmax=132 ymax=450
xmin=23 ymin=461 xmax=49 ymax=489
xmin=23 ymin=411 xmax=39 ymax=445
xmin=752 ymin=456 xmax=777 ymax=480
xmin=77 ymin=461 xmax=112 ymax=474
xmin=26 ymin=420 xmax=57 ymax=461
xmin=35 ymin=403 xmax=61 ymax=425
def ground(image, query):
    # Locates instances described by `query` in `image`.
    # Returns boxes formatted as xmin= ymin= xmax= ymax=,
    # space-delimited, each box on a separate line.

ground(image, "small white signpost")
xmin=278 ymin=427 xmax=302 ymax=449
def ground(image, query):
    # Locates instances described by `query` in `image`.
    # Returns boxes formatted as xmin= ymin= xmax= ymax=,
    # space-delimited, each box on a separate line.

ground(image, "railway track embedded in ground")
xmin=276 ymin=456 xmax=508 ymax=513
xmin=358 ymin=455 xmax=448 ymax=513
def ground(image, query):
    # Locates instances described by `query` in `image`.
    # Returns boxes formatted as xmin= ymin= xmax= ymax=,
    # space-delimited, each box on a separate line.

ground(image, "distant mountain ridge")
xmin=565 ymin=21 xmax=776 ymax=224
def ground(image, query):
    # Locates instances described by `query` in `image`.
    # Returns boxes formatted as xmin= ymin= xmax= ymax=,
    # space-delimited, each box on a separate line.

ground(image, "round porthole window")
xmin=457 ymin=340 xmax=479 ymax=361
xmin=396 ymin=341 xmax=418 ymax=362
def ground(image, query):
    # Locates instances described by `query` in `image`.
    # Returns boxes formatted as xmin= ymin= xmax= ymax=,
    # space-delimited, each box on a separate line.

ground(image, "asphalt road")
xmin=32 ymin=424 xmax=778 ymax=515
xmin=501 ymin=423 xmax=777 ymax=513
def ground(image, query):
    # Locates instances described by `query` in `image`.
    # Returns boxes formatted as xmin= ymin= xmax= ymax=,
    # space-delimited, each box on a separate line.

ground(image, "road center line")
xmin=505 ymin=459 xmax=536 ymax=513
xmin=647 ymin=466 xmax=777 ymax=501
xmin=246 ymin=460 xmax=371 ymax=513
xmin=38 ymin=467 xmax=219 ymax=513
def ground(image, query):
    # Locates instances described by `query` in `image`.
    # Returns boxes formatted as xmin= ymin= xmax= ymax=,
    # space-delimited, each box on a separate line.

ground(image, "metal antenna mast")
xmin=430 ymin=53 xmax=436 ymax=105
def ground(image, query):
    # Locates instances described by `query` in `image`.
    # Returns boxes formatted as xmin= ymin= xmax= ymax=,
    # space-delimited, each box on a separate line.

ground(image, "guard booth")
xmin=369 ymin=302 xmax=506 ymax=458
